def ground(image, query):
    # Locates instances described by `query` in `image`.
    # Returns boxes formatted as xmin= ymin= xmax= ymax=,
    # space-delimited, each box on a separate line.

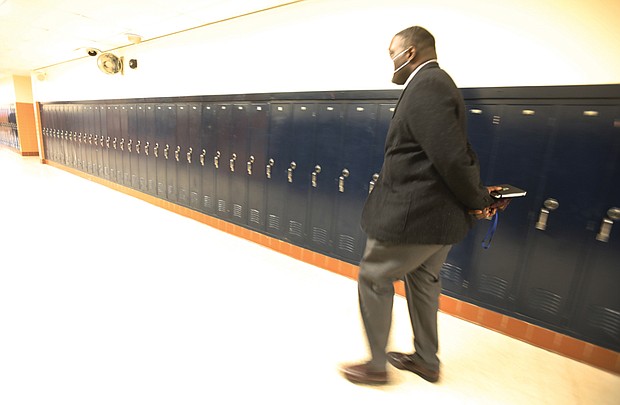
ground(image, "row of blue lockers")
xmin=39 ymin=86 xmax=620 ymax=352
xmin=0 ymin=105 xmax=19 ymax=149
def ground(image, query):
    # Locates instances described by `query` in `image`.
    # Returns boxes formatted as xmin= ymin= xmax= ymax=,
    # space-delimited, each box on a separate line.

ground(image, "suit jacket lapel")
xmin=392 ymin=62 xmax=439 ymax=117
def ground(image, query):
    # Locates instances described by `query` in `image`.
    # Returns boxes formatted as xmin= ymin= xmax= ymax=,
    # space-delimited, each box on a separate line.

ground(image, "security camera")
xmin=86 ymin=48 xmax=100 ymax=57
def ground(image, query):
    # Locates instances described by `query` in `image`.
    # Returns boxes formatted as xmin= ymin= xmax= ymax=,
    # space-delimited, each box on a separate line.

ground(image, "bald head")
xmin=395 ymin=26 xmax=437 ymax=60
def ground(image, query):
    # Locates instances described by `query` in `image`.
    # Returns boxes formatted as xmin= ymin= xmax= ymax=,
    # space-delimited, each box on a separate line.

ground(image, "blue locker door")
xmin=67 ymin=105 xmax=77 ymax=168
xmin=175 ymin=104 xmax=190 ymax=206
xmin=561 ymin=105 xmax=620 ymax=347
xmin=516 ymin=105 xmax=617 ymax=327
xmin=282 ymin=103 xmax=315 ymax=244
xmin=144 ymin=104 xmax=157 ymax=195
xmin=466 ymin=105 xmax=555 ymax=311
xmin=187 ymin=103 xmax=202 ymax=210
xmin=307 ymin=102 xmax=343 ymax=254
xmin=154 ymin=105 xmax=169 ymax=199
xmin=93 ymin=105 xmax=104 ymax=177
xmin=570 ymin=108 xmax=619 ymax=351
xmin=200 ymin=104 xmax=217 ymax=214
xmin=333 ymin=102 xmax=380 ymax=263
xmin=214 ymin=104 xmax=232 ymax=218
xmin=229 ymin=103 xmax=250 ymax=225
xmin=82 ymin=106 xmax=92 ymax=173
xmin=136 ymin=105 xmax=148 ymax=193
xmin=51 ymin=105 xmax=59 ymax=163
xmin=75 ymin=105 xmax=85 ymax=171
xmin=99 ymin=105 xmax=110 ymax=180
xmin=39 ymin=105 xmax=49 ymax=160
xmin=60 ymin=105 xmax=69 ymax=165
xmin=118 ymin=105 xmax=130 ymax=185
xmin=125 ymin=105 xmax=137 ymax=187
xmin=265 ymin=103 xmax=293 ymax=238
xmin=106 ymin=105 xmax=120 ymax=183
xmin=52 ymin=105 xmax=61 ymax=163
xmin=442 ymin=103 xmax=502 ymax=298
xmin=130 ymin=105 xmax=141 ymax=189
xmin=246 ymin=103 xmax=269 ymax=231
xmin=164 ymin=105 xmax=178 ymax=202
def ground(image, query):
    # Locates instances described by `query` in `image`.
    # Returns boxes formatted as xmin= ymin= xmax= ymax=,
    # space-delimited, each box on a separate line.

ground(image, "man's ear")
xmin=408 ymin=47 xmax=416 ymax=61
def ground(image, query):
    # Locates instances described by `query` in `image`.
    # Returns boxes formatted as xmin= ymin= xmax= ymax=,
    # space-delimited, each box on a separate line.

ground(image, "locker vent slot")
xmin=588 ymin=306 xmax=620 ymax=338
xmin=250 ymin=209 xmax=260 ymax=224
xmin=289 ymin=221 xmax=302 ymax=237
xmin=218 ymin=199 xmax=227 ymax=213
xmin=190 ymin=192 xmax=199 ymax=207
xmin=440 ymin=263 xmax=464 ymax=285
xmin=148 ymin=179 xmax=154 ymax=193
xmin=529 ymin=288 xmax=562 ymax=315
xmin=312 ymin=227 xmax=328 ymax=245
xmin=233 ymin=204 xmax=243 ymax=218
xmin=179 ymin=190 xmax=187 ymax=203
xmin=478 ymin=274 xmax=508 ymax=299
xmin=203 ymin=195 xmax=213 ymax=210
xmin=157 ymin=182 xmax=165 ymax=195
xmin=338 ymin=234 xmax=355 ymax=253
xmin=268 ymin=215 xmax=280 ymax=230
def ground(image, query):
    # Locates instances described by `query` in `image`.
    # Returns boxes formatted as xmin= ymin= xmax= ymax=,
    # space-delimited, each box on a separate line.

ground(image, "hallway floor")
xmin=1 ymin=148 xmax=618 ymax=405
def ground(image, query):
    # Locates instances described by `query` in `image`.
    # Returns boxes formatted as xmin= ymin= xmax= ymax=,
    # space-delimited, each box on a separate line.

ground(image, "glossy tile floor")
xmin=1 ymin=148 xmax=619 ymax=405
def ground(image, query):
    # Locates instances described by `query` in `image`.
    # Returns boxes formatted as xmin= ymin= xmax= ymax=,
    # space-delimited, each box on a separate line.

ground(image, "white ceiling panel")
xmin=0 ymin=0 xmax=300 ymax=78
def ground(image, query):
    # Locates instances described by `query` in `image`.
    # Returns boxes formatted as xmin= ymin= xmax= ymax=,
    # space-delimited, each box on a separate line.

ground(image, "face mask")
xmin=392 ymin=47 xmax=412 ymax=73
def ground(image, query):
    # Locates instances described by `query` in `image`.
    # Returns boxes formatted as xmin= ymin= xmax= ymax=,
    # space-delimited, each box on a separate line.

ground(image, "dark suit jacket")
xmin=361 ymin=62 xmax=493 ymax=244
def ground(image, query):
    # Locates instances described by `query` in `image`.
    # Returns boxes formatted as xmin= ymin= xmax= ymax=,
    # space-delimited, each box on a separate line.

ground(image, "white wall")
xmin=32 ymin=0 xmax=620 ymax=102
xmin=0 ymin=77 xmax=16 ymax=104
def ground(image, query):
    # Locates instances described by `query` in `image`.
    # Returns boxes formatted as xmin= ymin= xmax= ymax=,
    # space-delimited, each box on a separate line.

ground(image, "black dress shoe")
xmin=387 ymin=352 xmax=439 ymax=383
xmin=340 ymin=362 xmax=389 ymax=385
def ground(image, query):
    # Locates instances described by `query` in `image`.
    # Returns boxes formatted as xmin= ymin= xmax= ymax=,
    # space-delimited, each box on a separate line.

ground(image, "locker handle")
xmin=311 ymin=165 xmax=321 ymax=188
xmin=247 ymin=155 xmax=255 ymax=175
xmin=266 ymin=158 xmax=275 ymax=179
xmin=145 ymin=142 xmax=150 ymax=156
xmin=535 ymin=198 xmax=559 ymax=231
xmin=106 ymin=137 xmax=110 ymax=149
xmin=214 ymin=151 xmax=221 ymax=168
xmin=89 ymin=134 xmax=93 ymax=145
xmin=112 ymin=137 xmax=117 ymax=149
xmin=369 ymin=173 xmax=379 ymax=194
xmin=127 ymin=139 xmax=133 ymax=153
xmin=596 ymin=207 xmax=620 ymax=242
xmin=154 ymin=143 xmax=159 ymax=158
xmin=287 ymin=161 xmax=297 ymax=183
xmin=136 ymin=140 xmax=141 ymax=154
xmin=187 ymin=147 xmax=193 ymax=164
xmin=120 ymin=138 xmax=125 ymax=151
xmin=230 ymin=153 xmax=237 ymax=172
xmin=164 ymin=144 xmax=170 ymax=160
xmin=174 ymin=145 xmax=180 ymax=162
xmin=200 ymin=149 xmax=206 ymax=166
xmin=339 ymin=168 xmax=350 ymax=193
xmin=100 ymin=136 xmax=104 ymax=147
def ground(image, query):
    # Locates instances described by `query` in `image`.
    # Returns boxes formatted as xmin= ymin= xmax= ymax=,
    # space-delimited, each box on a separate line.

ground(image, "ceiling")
xmin=0 ymin=0 xmax=299 ymax=79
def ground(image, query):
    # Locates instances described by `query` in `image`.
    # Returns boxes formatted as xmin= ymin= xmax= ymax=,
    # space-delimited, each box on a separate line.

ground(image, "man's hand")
xmin=469 ymin=206 xmax=497 ymax=220
xmin=468 ymin=186 xmax=511 ymax=219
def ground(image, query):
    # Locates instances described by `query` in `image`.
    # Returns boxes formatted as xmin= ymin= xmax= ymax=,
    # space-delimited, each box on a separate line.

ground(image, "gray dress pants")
xmin=358 ymin=238 xmax=451 ymax=372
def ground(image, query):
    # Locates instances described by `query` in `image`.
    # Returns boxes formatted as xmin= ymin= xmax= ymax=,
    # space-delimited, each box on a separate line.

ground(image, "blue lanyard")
xmin=481 ymin=213 xmax=498 ymax=249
